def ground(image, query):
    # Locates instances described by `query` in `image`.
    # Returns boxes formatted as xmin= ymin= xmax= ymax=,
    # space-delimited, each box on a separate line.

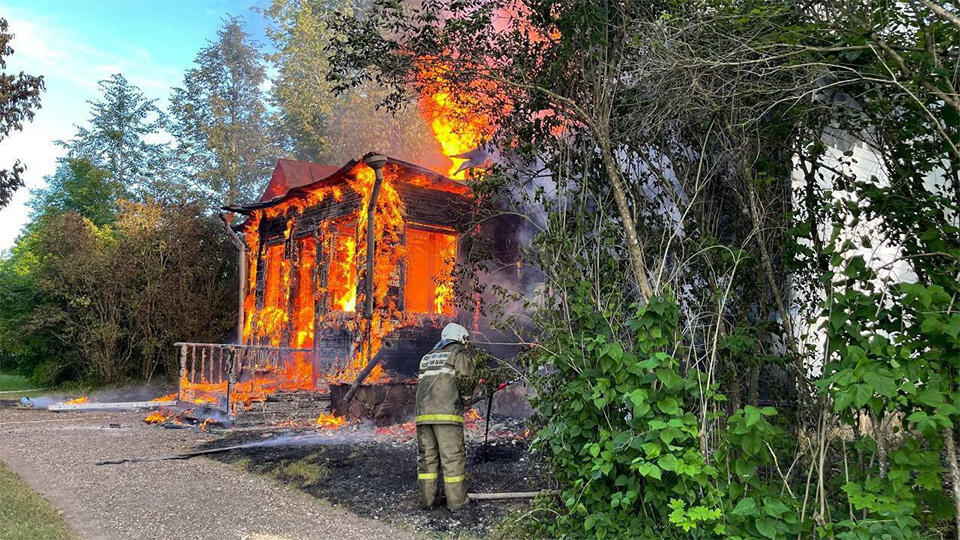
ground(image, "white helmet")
xmin=441 ymin=323 xmax=469 ymax=343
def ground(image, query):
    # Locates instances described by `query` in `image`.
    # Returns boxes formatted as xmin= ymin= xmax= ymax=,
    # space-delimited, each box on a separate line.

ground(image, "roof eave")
xmin=221 ymin=152 xmax=471 ymax=214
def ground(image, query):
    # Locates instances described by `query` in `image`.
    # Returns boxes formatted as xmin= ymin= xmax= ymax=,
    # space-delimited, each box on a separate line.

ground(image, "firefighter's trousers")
xmin=416 ymin=423 xmax=468 ymax=510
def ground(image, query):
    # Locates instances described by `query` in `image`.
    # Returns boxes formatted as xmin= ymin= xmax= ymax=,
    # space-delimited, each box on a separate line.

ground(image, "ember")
xmin=375 ymin=421 xmax=416 ymax=438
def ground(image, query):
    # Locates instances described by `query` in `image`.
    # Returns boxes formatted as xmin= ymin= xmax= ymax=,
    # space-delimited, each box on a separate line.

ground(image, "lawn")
xmin=0 ymin=461 xmax=74 ymax=540
xmin=0 ymin=372 xmax=35 ymax=392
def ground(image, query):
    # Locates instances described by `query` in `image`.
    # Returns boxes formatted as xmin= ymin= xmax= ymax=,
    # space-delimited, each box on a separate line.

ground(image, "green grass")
xmin=0 ymin=373 xmax=35 ymax=392
xmin=0 ymin=461 xmax=74 ymax=540
xmin=0 ymin=372 xmax=53 ymax=401
xmin=274 ymin=451 xmax=330 ymax=487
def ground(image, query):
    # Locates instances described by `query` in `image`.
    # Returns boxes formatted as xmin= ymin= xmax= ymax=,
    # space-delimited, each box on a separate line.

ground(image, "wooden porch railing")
xmin=175 ymin=342 xmax=335 ymax=418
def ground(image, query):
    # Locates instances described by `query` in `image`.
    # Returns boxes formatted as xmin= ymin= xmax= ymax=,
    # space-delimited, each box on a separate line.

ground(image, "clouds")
xmin=0 ymin=4 xmax=187 ymax=250
xmin=2 ymin=9 xmax=181 ymax=97
xmin=0 ymin=1 xmax=272 ymax=251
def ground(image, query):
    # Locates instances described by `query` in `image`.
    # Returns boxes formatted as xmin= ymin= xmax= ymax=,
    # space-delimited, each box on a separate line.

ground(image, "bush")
xmin=0 ymin=202 xmax=236 ymax=385
xmin=531 ymin=292 xmax=809 ymax=538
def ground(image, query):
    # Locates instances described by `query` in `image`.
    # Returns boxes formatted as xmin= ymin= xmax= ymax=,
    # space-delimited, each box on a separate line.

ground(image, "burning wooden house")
xmin=176 ymin=152 xmax=482 ymax=424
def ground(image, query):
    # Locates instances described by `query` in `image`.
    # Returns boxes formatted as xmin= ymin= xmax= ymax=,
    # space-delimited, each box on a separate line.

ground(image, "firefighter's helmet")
xmin=441 ymin=323 xmax=469 ymax=343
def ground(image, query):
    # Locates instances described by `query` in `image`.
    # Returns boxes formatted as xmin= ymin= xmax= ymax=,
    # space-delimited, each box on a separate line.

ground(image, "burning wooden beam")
xmin=48 ymin=400 xmax=177 ymax=411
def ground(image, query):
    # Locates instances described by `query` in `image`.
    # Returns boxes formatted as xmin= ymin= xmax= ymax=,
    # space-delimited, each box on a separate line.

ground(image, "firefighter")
xmin=415 ymin=322 xmax=477 ymax=511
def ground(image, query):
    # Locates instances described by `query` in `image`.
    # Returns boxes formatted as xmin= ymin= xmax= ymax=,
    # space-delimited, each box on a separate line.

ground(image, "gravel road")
xmin=0 ymin=408 xmax=417 ymax=540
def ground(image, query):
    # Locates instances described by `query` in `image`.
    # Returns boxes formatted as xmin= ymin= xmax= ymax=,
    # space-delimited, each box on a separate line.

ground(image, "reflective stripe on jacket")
xmin=414 ymin=342 xmax=476 ymax=425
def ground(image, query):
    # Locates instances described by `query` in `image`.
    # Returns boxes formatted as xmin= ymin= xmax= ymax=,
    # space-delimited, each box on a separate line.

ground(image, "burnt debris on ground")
xmin=198 ymin=416 xmax=547 ymax=538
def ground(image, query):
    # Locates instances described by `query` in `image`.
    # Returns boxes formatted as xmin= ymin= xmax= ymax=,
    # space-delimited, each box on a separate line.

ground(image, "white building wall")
xmin=791 ymin=128 xmax=943 ymax=373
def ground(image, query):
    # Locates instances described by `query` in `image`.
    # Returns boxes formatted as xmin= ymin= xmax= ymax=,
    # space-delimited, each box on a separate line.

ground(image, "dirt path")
xmin=0 ymin=408 xmax=417 ymax=540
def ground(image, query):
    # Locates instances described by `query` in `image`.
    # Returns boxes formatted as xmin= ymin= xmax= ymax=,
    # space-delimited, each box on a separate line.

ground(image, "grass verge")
xmin=278 ymin=457 xmax=329 ymax=487
xmin=0 ymin=461 xmax=74 ymax=540
xmin=0 ymin=373 xmax=35 ymax=391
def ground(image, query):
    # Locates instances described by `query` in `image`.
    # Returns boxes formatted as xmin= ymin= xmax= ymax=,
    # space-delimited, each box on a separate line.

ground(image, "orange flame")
xmin=315 ymin=412 xmax=347 ymax=429
xmin=144 ymin=409 xmax=173 ymax=424
xmin=325 ymin=165 xmax=408 ymax=384
xmin=434 ymin=238 xmax=456 ymax=314
xmin=420 ymin=91 xmax=488 ymax=179
xmin=292 ymin=236 xmax=317 ymax=347
xmin=329 ymin=221 xmax=358 ymax=312
xmin=406 ymin=227 xmax=457 ymax=315
xmin=414 ymin=3 xmax=566 ymax=178
xmin=65 ymin=396 xmax=88 ymax=405
xmin=464 ymin=407 xmax=483 ymax=426
xmin=416 ymin=67 xmax=496 ymax=180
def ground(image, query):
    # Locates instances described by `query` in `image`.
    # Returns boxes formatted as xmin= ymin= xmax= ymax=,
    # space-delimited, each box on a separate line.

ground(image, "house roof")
xmin=224 ymin=153 xmax=472 ymax=215
xmin=258 ymin=159 xmax=341 ymax=202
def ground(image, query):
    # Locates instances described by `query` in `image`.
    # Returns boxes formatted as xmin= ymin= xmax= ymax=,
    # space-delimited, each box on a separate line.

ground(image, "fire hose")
xmin=470 ymin=379 xmax=518 ymax=406
xmin=471 ymin=378 xmax=521 ymax=445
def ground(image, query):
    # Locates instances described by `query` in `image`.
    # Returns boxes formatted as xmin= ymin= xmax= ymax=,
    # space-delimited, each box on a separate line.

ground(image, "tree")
xmin=3 ymin=201 xmax=237 ymax=384
xmin=0 ymin=17 xmax=44 ymax=208
xmin=28 ymin=158 xmax=118 ymax=226
xmin=265 ymin=0 xmax=343 ymax=162
xmin=265 ymin=0 xmax=440 ymax=165
xmin=0 ymin=62 xmax=238 ymax=384
xmin=169 ymin=17 xmax=278 ymax=206
xmin=0 ymin=239 xmax=51 ymax=377
xmin=112 ymin=200 xmax=236 ymax=381
xmin=59 ymin=74 xmax=167 ymax=201
xmin=29 ymin=212 xmax=128 ymax=383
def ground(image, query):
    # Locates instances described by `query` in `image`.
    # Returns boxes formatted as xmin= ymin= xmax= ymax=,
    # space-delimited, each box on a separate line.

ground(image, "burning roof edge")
xmin=222 ymin=152 xmax=471 ymax=215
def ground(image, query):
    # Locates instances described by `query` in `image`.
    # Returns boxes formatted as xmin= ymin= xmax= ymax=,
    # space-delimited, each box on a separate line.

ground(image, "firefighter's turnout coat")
xmin=414 ymin=340 xmax=476 ymax=510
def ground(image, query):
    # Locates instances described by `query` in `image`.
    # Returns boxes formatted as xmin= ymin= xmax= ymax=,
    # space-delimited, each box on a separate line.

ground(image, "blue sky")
xmin=0 ymin=0 xmax=271 ymax=251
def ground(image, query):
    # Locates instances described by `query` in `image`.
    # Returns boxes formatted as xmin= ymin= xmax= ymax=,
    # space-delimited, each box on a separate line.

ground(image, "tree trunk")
xmin=745 ymin=181 xmax=798 ymax=357
xmin=598 ymin=138 xmax=654 ymax=302
xmin=748 ymin=365 xmax=760 ymax=407
xmin=943 ymin=428 xmax=960 ymax=539
xmin=728 ymin=358 xmax=742 ymax=415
